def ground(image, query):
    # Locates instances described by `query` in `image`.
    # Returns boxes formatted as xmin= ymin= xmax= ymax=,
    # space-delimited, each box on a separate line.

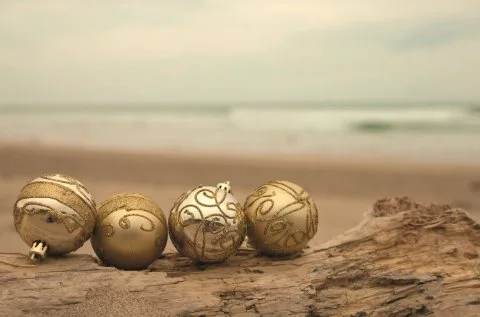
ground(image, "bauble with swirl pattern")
xmin=13 ymin=174 xmax=97 ymax=263
xmin=168 ymin=181 xmax=246 ymax=263
xmin=91 ymin=193 xmax=168 ymax=270
xmin=243 ymin=180 xmax=318 ymax=256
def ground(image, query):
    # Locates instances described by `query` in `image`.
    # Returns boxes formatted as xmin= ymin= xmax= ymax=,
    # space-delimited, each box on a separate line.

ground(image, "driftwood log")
xmin=1 ymin=197 xmax=479 ymax=317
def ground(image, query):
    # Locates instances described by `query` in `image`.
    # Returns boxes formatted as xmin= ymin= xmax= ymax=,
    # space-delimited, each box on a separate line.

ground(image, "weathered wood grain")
xmin=1 ymin=197 xmax=479 ymax=317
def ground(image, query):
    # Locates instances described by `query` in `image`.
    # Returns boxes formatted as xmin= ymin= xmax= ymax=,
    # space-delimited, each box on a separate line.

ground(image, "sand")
xmin=1 ymin=143 xmax=479 ymax=257
xmin=2 ymin=144 xmax=480 ymax=316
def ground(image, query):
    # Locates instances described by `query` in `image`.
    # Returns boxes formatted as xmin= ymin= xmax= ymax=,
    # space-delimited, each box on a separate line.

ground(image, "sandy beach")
xmin=3 ymin=1 xmax=480 ymax=314
xmin=1 ymin=143 xmax=479 ymax=257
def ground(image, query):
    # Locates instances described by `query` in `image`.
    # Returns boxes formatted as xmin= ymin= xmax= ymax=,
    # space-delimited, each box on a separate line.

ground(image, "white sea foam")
xmin=0 ymin=103 xmax=479 ymax=163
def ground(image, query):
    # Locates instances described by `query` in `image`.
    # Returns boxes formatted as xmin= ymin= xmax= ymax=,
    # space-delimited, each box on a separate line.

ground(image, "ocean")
xmin=0 ymin=102 xmax=479 ymax=164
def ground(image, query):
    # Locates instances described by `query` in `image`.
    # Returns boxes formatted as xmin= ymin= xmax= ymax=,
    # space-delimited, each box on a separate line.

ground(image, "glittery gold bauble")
xmin=91 ymin=193 xmax=168 ymax=270
xmin=168 ymin=181 xmax=246 ymax=263
xmin=243 ymin=180 xmax=318 ymax=256
xmin=13 ymin=174 xmax=97 ymax=263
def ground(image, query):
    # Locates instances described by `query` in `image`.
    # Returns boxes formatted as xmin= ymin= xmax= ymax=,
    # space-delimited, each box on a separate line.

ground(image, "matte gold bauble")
xmin=13 ymin=174 xmax=97 ymax=263
xmin=91 ymin=193 xmax=168 ymax=270
xmin=168 ymin=181 xmax=246 ymax=263
xmin=243 ymin=180 xmax=318 ymax=256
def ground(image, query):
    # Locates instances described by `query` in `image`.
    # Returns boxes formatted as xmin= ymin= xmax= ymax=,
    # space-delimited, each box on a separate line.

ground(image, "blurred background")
xmin=0 ymin=0 xmax=480 ymax=260
xmin=0 ymin=1 xmax=479 ymax=163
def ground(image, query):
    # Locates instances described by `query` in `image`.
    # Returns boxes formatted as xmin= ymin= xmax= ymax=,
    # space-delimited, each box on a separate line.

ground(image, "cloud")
xmin=0 ymin=0 xmax=479 ymax=103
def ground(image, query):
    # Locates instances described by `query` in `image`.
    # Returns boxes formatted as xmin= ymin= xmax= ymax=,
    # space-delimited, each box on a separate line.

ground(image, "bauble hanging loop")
xmin=29 ymin=240 xmax=48 ymax=263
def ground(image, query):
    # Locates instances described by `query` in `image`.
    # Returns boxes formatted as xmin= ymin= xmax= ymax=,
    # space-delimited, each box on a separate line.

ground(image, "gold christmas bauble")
xmin=243 ymin=180 xmax=318 ymax=256
xmin=168 ymin=181 xmax=246 ymax=263
xmin=13 ymin=174 xmax=97 ymax=263
xmin=91 ymin=193 xmax=168 ymax=270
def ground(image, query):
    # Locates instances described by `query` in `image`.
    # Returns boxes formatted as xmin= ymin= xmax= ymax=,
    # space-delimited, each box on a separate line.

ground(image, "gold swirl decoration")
xmin=41 ymin=174 xmax=97 ymax=209
xmin=243 ymin=180 xmax=319 ymax=256
xmin=13 ymin=173 xmax=97 ymax=262
xmin=168 ymin=181 xmax=246 ymax=263
xmin=91 ymin=193 xmax=168 ymax=270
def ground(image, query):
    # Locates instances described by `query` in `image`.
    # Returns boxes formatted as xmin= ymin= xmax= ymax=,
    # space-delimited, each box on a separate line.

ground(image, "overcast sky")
xmin=0 ymin=1 xmax=479 ymax=104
